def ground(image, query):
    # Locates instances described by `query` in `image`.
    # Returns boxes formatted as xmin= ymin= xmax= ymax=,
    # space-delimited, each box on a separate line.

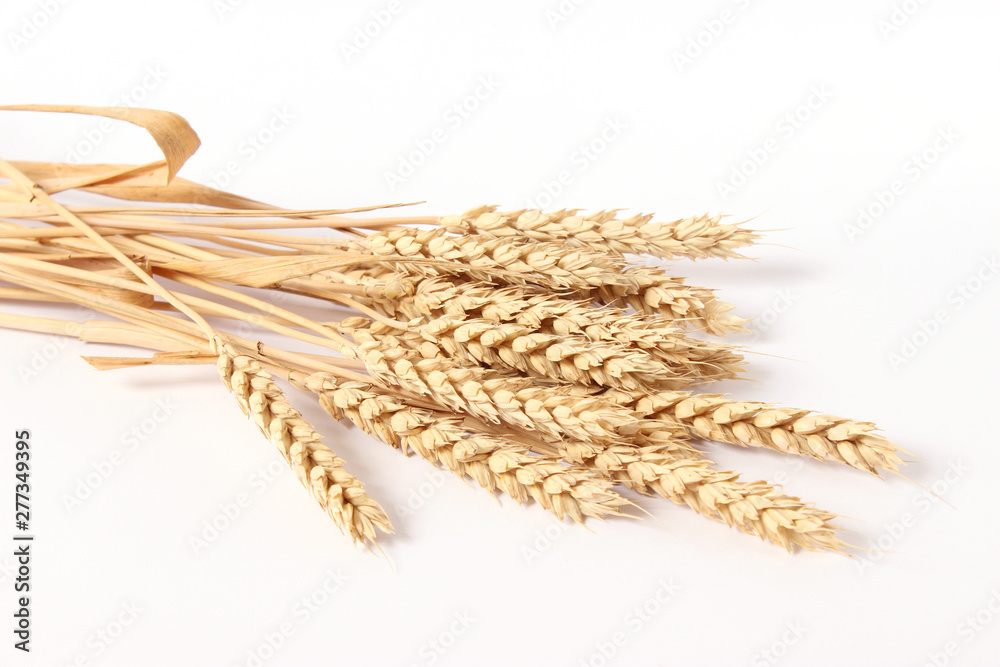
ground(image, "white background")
xmin=2 ymin=1 xmax=999 ymax=666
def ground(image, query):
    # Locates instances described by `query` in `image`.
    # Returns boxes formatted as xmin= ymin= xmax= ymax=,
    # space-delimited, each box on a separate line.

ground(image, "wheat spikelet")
xmin=624 ymin=389 xmax=904 ymax=475
xmin=438 ymin=206 xmax=760 ymax=260
xmin=303 ymin=374 xmax=630 ymax=523
xmin=215 ymin=343 xmax=392 ymax=544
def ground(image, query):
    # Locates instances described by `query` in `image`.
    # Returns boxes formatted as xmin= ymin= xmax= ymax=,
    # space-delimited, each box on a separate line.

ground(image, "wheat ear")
xmin=587 ymin=269 xmax=747 ymax=335
xmin=303 ymin=374 xmax=630 ymax=523
xmin=356 ymin=227 xmax=637 ymax=291
xmin=361 ymin=312 xmax=731 ymax=391
xmin=438 ymin=206 xmax=760 ymax=260
xmin=583 ymin=438 xmax=843 ymax=552
xmin=215 ymin=343 xmax=392 ymax=545
xmin=351 ymin=277 xmax=746 ymax=375
xmin=349 ymin=337 xmax=641 ymax=445
xmin=627 ymin=390 xmax=904 ymax=475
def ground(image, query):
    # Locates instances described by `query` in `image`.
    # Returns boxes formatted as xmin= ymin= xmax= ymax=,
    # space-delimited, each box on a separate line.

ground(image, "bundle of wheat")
xmin=0 ymin=104 xmax=908 ymax=553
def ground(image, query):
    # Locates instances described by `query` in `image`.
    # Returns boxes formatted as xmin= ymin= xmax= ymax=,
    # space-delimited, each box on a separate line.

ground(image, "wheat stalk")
xmin=345 ymin=276 xmax=747 ymax=373
xmin=0 ymin=104 xmax=910 ymax=556
xmin=348 ymin=335 xmax=643 ymax=445
xmin=585 ymin=269 xmax=747 ymax=335
xmin=302 ymin=374 xmax=630 ymax=523
xmin=353 ymin=226 xmax=638 ymax=291
xmin=624 ymin=389 xmax=904 ymax=475
xmin=344 ymin=312 xmax=735 ymax=392
xmin=438 ymin=206 xmax=760 ymax=261
xmin=215 ymin=342 xmax=392 ymax=545
xmin=590 ymin=442 xmax=844 ymax=552
xmin=526 ymin=422 xmax=841 ymax=551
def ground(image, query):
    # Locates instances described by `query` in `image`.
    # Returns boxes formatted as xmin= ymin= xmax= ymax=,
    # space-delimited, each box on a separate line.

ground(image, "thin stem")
xmin=0 ymin=158 xmax=218 ymax=344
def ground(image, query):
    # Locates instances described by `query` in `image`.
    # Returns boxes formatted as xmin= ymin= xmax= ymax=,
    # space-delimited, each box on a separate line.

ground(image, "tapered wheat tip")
xmin=586 ymin=269 xmax=748 ymax=336
xmin=438 ymin=206 xmax=760 ymax=261
xmin=215 ymin=344 xmax=392 ymax=545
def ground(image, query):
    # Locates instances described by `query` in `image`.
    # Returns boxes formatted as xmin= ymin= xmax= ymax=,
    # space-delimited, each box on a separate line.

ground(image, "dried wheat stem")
xmin=215 ymin=342 xmax=391 ymax=545
xmin=0 ymin=158 xmax=218 ymax=343
xmin=439 ymin=206 xmax=759 ymax=260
